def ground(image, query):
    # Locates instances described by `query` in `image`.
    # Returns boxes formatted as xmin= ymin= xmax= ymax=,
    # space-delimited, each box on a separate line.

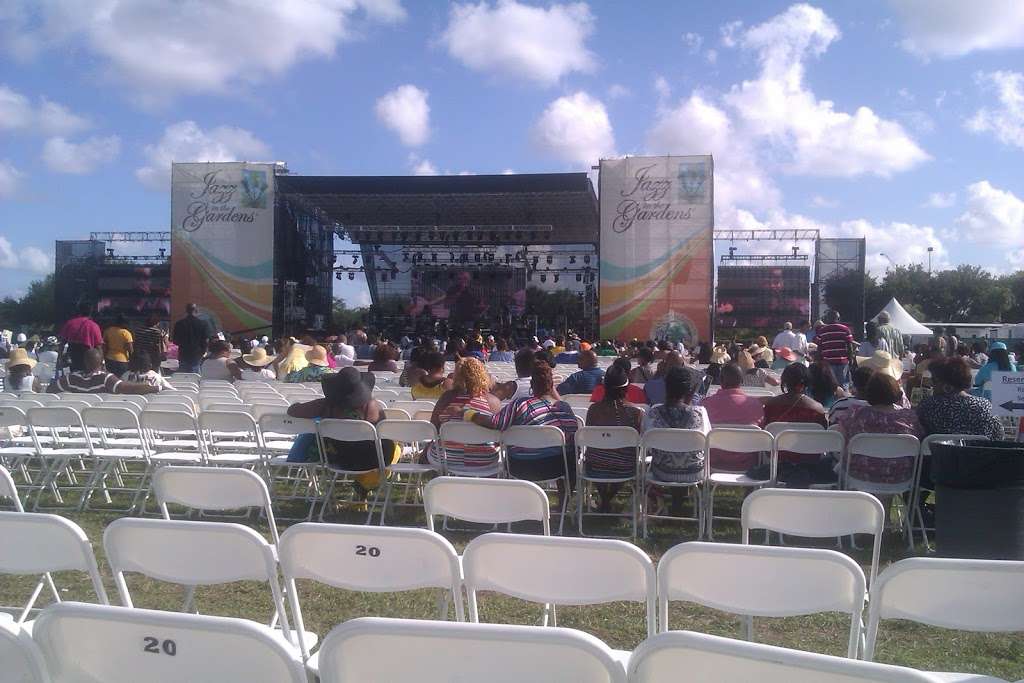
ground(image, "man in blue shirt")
xmin=556 ymin=350 xmax=605 ymax=394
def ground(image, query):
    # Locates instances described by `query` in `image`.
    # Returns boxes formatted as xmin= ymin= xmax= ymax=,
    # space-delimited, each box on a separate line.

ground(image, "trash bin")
xmin=931 ymin=439 xmax=1024 ymax=560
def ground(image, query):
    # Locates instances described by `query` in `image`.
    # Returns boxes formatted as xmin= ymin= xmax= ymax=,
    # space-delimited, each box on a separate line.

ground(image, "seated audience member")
xmin=410 ymin=350 xmax=450 ymax=400
xmin=53 ymin=348 xmax=158 ymax=395
xmin=762 ymin=363 xmax=827 ymax=427
xmin=584 ymin=364 xmax=645 ymax=512
xmin=427 ymin=358 xmax=501 ymax=472
xmin=917 ymin=356 xmax=1003 ymax=440
xmin=332 ymin=334 xmax=356 ymax=368
xmin=828 ymin=366 xmax=874 ymax=426
xmin=629 ymin=347 xmax=656 ymax=383
xmin=274 ymin=337 xmax=308 ymax=378
xmin=464 ymin=363 xmax=577 ymax=491
xmin=644 ymin=351 xmax=687 ymax=405
xmin=556 ymin=349 xmax=605 ymax=395
xmin=6 ymin=348 xmax=41 ymax=392
xmin=806 ymin=361 xmax=847 ymax=409
xmin=701 ymin=363 xmax=765 ymax=427
xmin=238 ymin=346 xmax=276 ymax=381
xmin=973 ymin=342 xmax=1016 ymax=390
xmin=737 ymin=350 xmax=780 ymax=388
xmin=835 ymin=373 xmax=923 ymax=485
xmin=368 ymin=343 xmax=400 ymax=372
xmin=495 ymin=348 xmax=536 ymax=401
xmin=643 ymin=367 xmax=709 ymax=487
xmin=123 ymin=351 xmax=173 ymax=391
xmin=200 ymin=340 xmax=241 ymax=381
xmin=752 ymin=337 xmax=774 ymax=364
xmin=488 ymin=338 xmax=515 ymax=362
xmin=965 ymin=340 xmax=988 ymax=369
xmin=591 ymin=357 xmax=647 ymax=403
xmin=398 ymin=345 xmax=428 ymax=387
xmin=286 ymin=345 xmax=333 ymax=383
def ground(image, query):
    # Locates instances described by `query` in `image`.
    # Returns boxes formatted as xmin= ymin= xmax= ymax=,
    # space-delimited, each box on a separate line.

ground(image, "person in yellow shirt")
xmin=103 ymin=315 xmax=134 ymax=377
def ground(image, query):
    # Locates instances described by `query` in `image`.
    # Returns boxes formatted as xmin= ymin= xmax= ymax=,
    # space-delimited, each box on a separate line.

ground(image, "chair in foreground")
xmin=375 ymin=419 xmax=438 ymax=524
xmin=316 ymin=617 xmax=625 ymax=683
xmin=638 ymin=428 xmax=706 ymax=540
xmin=629 ymin=630 xmax=938 ymax=683
xmin=501 ymin=425 xmax=572 ymax=534
xmin=865 ymin=557 xmax=1024 ymax=681
xmin=704 ymin=428 xmax=776 ymax=540
xmin=316 ymin=419 xmax=389 ymax=524
xmin=657 ymin=541 xmax=865 ymax=658
xmin=423 ymin=476 xmax=551 ymax=534
xmin=257 ymin=413 xmax=321 ymax=521
xmin=0 ymin=618 xmax=49 ymax=682
xmin=843 ymin=433 xmax=921 ymax=549
xmin=574 ymin=426 xmax=642 ymax=539
xmin=32 ymin=602 xmax=306 ymax=683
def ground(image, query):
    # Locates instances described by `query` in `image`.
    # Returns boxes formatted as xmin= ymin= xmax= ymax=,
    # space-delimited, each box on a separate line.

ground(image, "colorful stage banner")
xmin=170 ymin=162 xmax=275 ymax=334
xmin=599 ymin=155 xmax=713 ymax=345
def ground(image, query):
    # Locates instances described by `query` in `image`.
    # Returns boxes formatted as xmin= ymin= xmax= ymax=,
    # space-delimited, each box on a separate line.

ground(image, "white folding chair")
xmin=25 ymin=406 xmax=94 ymax=511
xmin=316 ymin=419 xmax=389 ymax=524
xmin=316 ymin=617 xmax=625 ymax=683
xmin=0 ymin=618 xmax=49 ymax=683
xmin=375 ymin=419 xmax=438 ymax=524
xmin=79 ymin=406 xmax=153 ymax=513
xmin=32 ymin=602 xmax=307 ymax=683
xmin=865 ymin=557 xmax=1024 ymax=680
xmin=0 ymin=512 xmax=109 ymax=626
xmin=391 ymin=400 xmax=435 ymax=415
xmin=0 ymin=464 xmax=24 ymax=511
xmin=574 ymin=425 xmax=642 ymax=539
xmin=843 ymin=433 xmax=921 ymax=549
xmin=202 ymin=401 xmax=251 ymax=414
xmin=103 ymin=517 xmax=298 ymax=647
xmin=463 ymin=532 xmax=656 ymax=640
xmin=139 ymin=410 xmax=205 ymax=466
xmin=742 ymin=488 xmax=885 ymax=585
xmin=279 ymin=523 xmax=465 ymax=668
xmin=99 ymin=394 xmax=146 ymax=407
xmin=771 ymin=429 xmax=844 ymax=490
xmin=629 ymin=630 xmax=938 ymax=683
xmin=657 ymin=541 xmax=866 ymax=658
xmin=198 ymin=411 xmax=263 ymax=466
xmin=705 ymin=428 xmax=776 ymax=540
xmin=153 ymin=466 xmax=278 ymax=542
xmin=639 ymin=428 xmax=706 ymax=539
xmin=438 ymin=421 xmax=502 ymax=477
xmin=257 ymin=413 xmax=322 ymax=521
xmin=764 ymin=421 xmax=824 ymax=437
xmin=502 ymin=425 xmax=572 ymax=534
xmin=0 ymin=409 xmax=37 ymax=498
xmin=424 ymin=476 xmax=550 ymax=534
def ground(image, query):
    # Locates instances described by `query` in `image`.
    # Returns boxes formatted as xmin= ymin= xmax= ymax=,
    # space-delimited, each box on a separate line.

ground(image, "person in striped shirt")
xmin=428 ymin=358 xmax=501 ymax=473
xmin=815 ymin=309 xmax=855 ymax=388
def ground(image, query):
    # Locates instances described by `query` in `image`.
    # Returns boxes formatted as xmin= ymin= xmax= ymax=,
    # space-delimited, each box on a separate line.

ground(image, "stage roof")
xmin=275 ymin=172 xmax=599 ymax=244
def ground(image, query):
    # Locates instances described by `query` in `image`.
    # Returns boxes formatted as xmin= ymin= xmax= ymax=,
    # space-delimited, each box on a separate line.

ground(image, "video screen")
xmin=715 ymin=266 xmax=811 ymax=330
xmin=95 ymin=266 xmax=171 ymax=319
xmin=407 ymin=268 xmax=526 ymax=322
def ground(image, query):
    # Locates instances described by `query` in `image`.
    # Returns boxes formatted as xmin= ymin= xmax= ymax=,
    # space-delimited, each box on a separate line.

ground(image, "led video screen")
xmin=715 ymin=265 xmax=811 ymax=330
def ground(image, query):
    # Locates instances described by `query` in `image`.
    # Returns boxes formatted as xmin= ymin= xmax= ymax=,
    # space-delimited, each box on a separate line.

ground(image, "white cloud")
xmin=441 ymin=1 xmax=595 ymax=86
xmin=2 ymin=1 xmax=405 ymax=103
xmin=720 ymin=20 xmax=743 ymax=47
xmin=889 ymin=0 xmax=1024 ymax=58
xmin=0 ymin=161 xmax=20 ymax=198
xmin=0 ymin=85 xmax=33 ymax=130
xmin=653 ymin=75 xmax=671 ymax=102
xmin=375 ymin=84 xmax=430 ymax=147
xmin=0 ymin=236 xmax=51 ymax=273
xmin=955 ymin=181 xmax=1024 ymax=254
xmin=37 ymin=98 xmax=90 ymax=136
xmin=532 ymin=91 xmax=614 ymax=167
xmin=966 ymin=70 xmax=1024 ymax=149
xmin=922 ymin=191 xmax=956 ymax=208
xmin=704 ymin=49 xmax=718 ymax=64
xmin=811 ymin=195 xmax=838 ymax=208
xmin=606 ymin=84 xmax=630 ymax=100
xmin=411 ymin=156 xmax=437 ymax=176
xmin=831 ymin=218 xmax=947 ymax=275
xmin=42 ymin=135 xmax=120 ymax=174
xmin=682 ymin=32 xmax=703 ymax=54
xmin=0 ymin=85 xmax=89 ymax=135
xmin=135 ymin=121 xmax=271 ymax=190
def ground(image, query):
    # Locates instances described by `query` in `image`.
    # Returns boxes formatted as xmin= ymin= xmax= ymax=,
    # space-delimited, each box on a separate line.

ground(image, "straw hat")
xmin=306 ymin=345 xmax=330 ymax=367
xmin=857 ymin=350 xmax=903 ymax=381
xmin=747 ymin=344 xmax=764 ymax=358
xmin=242 ymin=346 xmax=274 ymax=367
xmin=709 ymin=347 xmax=730 ymax=364
xmin=737 ymin=350 xmax=755 ymax=370
xmin=7 ymin=347 xmax=36 ymax=369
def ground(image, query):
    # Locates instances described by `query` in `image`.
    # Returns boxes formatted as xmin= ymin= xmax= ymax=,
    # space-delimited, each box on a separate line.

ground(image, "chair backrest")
xmin=439 ymin=421 xmax=501 ymax=446
xmin=391 ymin=401 xmax=436 ymax=415
xmin=152 ymin=466 xmax=278 ymax=544
xmin=845 ymin=433 xmax=920 ymax=492
xmin=100 ymin=394 xmax=146 ymax=407
xmin=316 ymin=419 xmax=383 ymax=471
xmin=706 ymin=427 xmax=775 ymax=475
xmin=764 ymin=421 xmax=824 ymax=437
xmin=140 ymin=409 xmax=199 ymax=435
xmin=629 ymin=630 xmax=938 ymax=683
xmin=423 ymin=477 xmax=550 ymax=532
xmin=316 ymin=617 xmax=625 ymax=683
xmin=0 ymin=619 xmax=50 ymax=683
xmin=32 ymin=602 xmax=307 ymax=683
xmin=257 ymin=413 xmax=316 ymax=437
xmin=202 ymin=402 xmax=251 ymax=414
xmin=919 ymin=433 xmax=987 ymax=456
xmin=0 ymin=464 xmax=25 ymax=511
xmin=198 ymin=411 xmax=260 ymax=439
xmin=0 ymin=404 xmax=28 ymax=430
xmin=27 ymin=405 xmax=89 ymax=432
xmin=864 ymin=557 xmax=1024 ymax=660
xmin=377 ymin=418 xmax=437 ymax=445
xmin=742 ymin=488 xmax=884 ymax=585
xmin=574 ymin=425 xmax=640 ymax=450
xmin=639 ymin=428 xmax=707 ymax=457
xmin=462 ymin=532 xmax=656 ymax=636
xmin=657 ymin=541 xmax=865 ymax=657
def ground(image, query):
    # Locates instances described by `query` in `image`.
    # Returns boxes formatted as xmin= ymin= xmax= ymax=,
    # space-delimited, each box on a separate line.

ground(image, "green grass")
xmin=2 ymin=487 xmax=1022 ymax=680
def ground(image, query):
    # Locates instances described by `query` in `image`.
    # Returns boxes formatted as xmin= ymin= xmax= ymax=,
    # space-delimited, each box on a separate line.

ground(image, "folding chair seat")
xmin=705 ymin=428 xmax=776 ymax=540
xmin=463 ymin=532 xmax=656 ymax=646
xmin=32 ymin=602 xmax=307 ymax=683
xmin=629 ymin=630 xmax=938 ymax=683
xmin=391 ymin=400 xmax=436 ymax=416
xmin=424 ymin=476 xmax=551 ymax=534
xmin=0 ymin=618 xmax=49 ymax=683
xmin=657 ymin=541 xmax=866 ymax=658
xmin=0 ymin=406 xmax=37 ymax=471
xmin=438 ymin=421 xmax=503 ymax=477
xmin=201 ymin=401 xmax=252 ymax=414
xmin=0 ymin=512 xmax=109 ymax=627
xmin=502 ymin=425 xmax=571 ymax=534
xmin=25 ymin=406 xmax=96 ymax=510
xmin=316 ymin=617 xmax=625 ymax=683
xmin=16 ymin=394 xmax=61 ymax=404
xmin=383 ymin=407 xmax=411 ymax=420
xmin=256 ymin=413 xmax=322 ymax=519
xmin=843 ymin=433 xmax=921 ymax=549
xmin=98 ymin=394 xmax=146 ymax=407
xmin=316 ymin=419 xmax=390 ymax=524
xmin=574 ymin=425 xmax=642 ymax=538
xmin=376 ymin=419 xmax=438 ymax=523
xmin=639 ymin=428 xmax=706 ymax=539
xmin=198 ymin=411 xmax=263 ymax=466
xmin=139 ymin=410 xmax=205 ymax=464
xmin=865 ymin=557 xmax=1024 ymax=682
xmin=279 ymin=523 xmax=464 ymax=670
xmin=153 ymin=466 xmax=279 ymax=541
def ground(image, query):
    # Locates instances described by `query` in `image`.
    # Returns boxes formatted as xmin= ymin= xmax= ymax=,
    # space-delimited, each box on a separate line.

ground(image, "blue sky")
xmin=1 ymin=0 xmax=1023 ymax=304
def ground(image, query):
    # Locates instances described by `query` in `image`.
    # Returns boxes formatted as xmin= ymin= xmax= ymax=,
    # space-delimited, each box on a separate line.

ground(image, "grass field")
xmin=2 ymin=487 xmax=1022 ymax=680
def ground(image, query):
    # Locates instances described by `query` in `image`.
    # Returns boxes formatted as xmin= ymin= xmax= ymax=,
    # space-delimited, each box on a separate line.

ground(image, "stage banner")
xmin=599 ymin=155 xmax=713 ymax=345
xmin=170 ymin=162 xmax=275 ymax=334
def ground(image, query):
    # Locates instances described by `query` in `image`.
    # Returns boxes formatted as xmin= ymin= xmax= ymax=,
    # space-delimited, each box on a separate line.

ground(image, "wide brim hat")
xmin=242 ymin=347 xmax=274 ymax=367
xmin=747 ymin=344 xmax=764 ymax=358
xmin=709 ymin=348 xmax=730 ymax=364
xmin=322 ymin=367 xmax=375 ymax=408
xmin=857 ymin=350 xmax=903 ymax=380
xmin=7 ymin=347 xmax=36 ymax=369
xmin=305 ymin=345 xmax=330 ymax=367
xmin=775 ymin=346 xmax=797 ymax=361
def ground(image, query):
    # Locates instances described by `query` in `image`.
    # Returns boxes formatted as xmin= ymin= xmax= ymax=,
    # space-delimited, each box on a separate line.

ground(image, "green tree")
xmin=332 ymin=297 xmax=367 ymax=331
xmin=0 ymin=274 xmax=55 ymax=331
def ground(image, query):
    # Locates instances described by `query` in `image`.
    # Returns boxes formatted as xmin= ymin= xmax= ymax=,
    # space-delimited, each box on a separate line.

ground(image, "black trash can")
xmin=931 ymin=439 xmax=1024 ymax=560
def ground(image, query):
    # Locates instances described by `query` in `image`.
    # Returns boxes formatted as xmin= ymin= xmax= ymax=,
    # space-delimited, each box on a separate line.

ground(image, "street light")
xmin=880 ymin=252 xmax=896 ymax=269
xmin=927 ymin=246 xmax=933 ymax=277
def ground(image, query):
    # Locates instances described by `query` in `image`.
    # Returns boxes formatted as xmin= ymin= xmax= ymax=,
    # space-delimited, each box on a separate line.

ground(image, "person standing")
xmin=102 ymin=314 xmax=134 ymax=377
xmin=133 ymin=315 xmax=167 ymax=372
xmin=58 ymin=302 xmax=103 ymax=373
xmin=771 ymin=322 xmax=800 ymax=352
xmin=816 ymin=310 xmax=855 ymax=388
xmin=874 ymin=311 xmax=904 ymax=358
xmin=172 ymin=303 xmax=212 ymax=374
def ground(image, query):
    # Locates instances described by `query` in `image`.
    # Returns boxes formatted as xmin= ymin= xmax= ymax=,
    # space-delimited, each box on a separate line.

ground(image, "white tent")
xmin=870 ymin=298 xmax=933 ymax=336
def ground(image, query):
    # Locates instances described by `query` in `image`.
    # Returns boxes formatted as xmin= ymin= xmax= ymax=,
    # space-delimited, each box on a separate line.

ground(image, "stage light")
xmin=569 ymin=255 xmax=576 ymax=264
xmin=584 ymin=254 xmax=591 ymax=264
xmin=474 ymin=254 xmax=481 ymax=262
xmin=532 ymin=256 xmax=539 ymax=267
xmin=352 ymin=255 xmax=358 ymax=264
xmin=576 ymin=273 xmax=582 ymax=282
xmin=336 ymin=272 xmax=342 ymax=281
xmin=546 ymin=255 xmax=553 ymax=264
xmin=402 ymin=253 xmax=409 ymax=262
xmin=432 ymin=253 xmax=438 ymax=262
xmin=554 ymin=274 xmax=559 ymax=283
xmin=540 ymin=274 xmax=547 ymax=283
xmin=348 ymin=272 xmax=355 ymax=280
xmin=449 ymin=252 xmax=455 ymax=261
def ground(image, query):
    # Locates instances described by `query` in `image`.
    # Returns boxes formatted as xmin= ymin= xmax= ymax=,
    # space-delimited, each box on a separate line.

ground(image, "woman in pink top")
xmin=58 ymin=302 xmax=103 ymax=372
xmin=701 ymin=364 xmax=764 ymax=427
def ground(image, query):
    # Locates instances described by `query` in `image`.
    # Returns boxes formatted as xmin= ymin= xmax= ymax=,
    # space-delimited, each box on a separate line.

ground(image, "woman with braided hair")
xmin=584 ymin=363 xmax=644 ymax=512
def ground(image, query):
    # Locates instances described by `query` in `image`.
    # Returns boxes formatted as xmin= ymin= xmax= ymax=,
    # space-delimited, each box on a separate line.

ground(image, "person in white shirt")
xmin=771 ymin=322 xmax=801 ymax=352
xmin=333 ymin=334 xmax=356 ymax=367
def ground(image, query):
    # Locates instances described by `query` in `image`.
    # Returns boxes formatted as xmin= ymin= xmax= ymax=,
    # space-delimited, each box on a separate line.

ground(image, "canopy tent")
xmin=870 ymin=298 xmax=933 ymax=336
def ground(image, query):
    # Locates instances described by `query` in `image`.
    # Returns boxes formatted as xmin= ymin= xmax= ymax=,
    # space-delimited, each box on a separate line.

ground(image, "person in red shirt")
xmin=58 ymin=302 xmax=104 ymax=372
xmin=815 ymin=309 xmax=855 ymax=388
xmin=590 ymin=358 xmax=647 ymax=403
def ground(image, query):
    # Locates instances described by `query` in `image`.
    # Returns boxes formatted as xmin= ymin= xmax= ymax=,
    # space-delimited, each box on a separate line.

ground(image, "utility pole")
xmin=927 ymin=246 xmax=933 ymax=277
